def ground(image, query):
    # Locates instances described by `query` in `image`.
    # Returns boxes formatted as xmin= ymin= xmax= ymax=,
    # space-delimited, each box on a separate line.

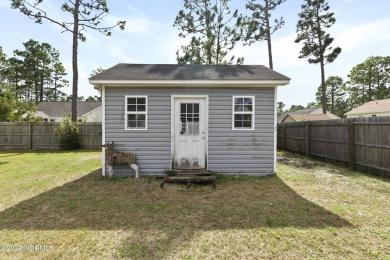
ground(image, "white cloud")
xmin=124 ymin=17 xmax=154 ymax=34
xmin=106 ymin=45 xmax=136 ymax=63
xmin=105 ymin=4 xmax=156 ymax=35
xmin=156 ymin=29 xmax=191 ymax=63
xmin=272 ymin=35 xmax=308 ymax=69
xmin=229 ymin=33 xmax=306 ymax=70
xmin=333 ymin=19 xmax=390 ymax=53
xmin=105 ymin=15 xmax=154 ymax=34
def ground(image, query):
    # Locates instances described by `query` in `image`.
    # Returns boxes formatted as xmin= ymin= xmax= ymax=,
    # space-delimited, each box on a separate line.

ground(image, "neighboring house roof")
xmin=279 ymin=108 xmax=340 ymax=123
xmin=34 ymin=110 xmax=50 ymax=118
xmin=37 ymin=102 xmax=102 ymax=118
xmin=345 ymin=98 xmax=390 ymax=116
xmin=290 ymin=108 xmax=319 ymax=114
xmin=283 ymin=114 xmax=336 ymax=122
xmin=89 ymin=63 xmax=290 ymax=83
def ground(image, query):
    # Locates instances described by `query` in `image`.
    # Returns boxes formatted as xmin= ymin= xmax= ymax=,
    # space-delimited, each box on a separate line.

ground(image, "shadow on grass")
xmin=0 ymin=153 xmax=22 ymax=166
xmin=0 ymin=153 xmax=22 ymax=159
xmin=0 ymin=169 xmax=353 ymax=258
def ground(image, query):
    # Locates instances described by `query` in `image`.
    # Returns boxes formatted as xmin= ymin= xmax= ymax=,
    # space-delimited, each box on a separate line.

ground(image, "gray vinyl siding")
xmin=105 ymin=87 xmax=275 ymax=176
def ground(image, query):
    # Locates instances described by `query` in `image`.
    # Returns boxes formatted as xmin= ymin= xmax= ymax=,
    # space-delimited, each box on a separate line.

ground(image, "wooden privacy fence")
xmin=0 ymin=122 xmax=102 ymax=150
xmin=277 ymin=117 xmax=390 ymax=178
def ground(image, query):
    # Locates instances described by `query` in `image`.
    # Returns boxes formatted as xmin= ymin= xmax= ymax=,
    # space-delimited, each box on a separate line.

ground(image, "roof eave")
xmin=89 ymin=79 xmax=290 ymax=87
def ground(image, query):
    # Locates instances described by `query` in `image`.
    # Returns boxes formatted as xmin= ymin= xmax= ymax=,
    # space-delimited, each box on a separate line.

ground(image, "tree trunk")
xmin=316 ymin=8 xmax=326 ymax=114
xmin=71 ymin=0 xmax=80 ymax=122
xmin=331 ymin=85 xmax=335 ymax=114
xmin=320 ymin=61 xmax=326 ymax=114
xmin=34 ymin=67 xmax=39 ymax=105
xmin=54 ymin=76 xmax=58 ymax=101
xmin=40 ymin=74 xmax=44 ymax=102
xmin=265 ymin=0 xmax=273 ymax=70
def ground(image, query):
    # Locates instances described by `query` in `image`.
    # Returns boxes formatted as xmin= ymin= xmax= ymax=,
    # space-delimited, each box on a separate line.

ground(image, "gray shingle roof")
xmin=89 ymin=63 xmax=290 ymax=81
xmin=37 ymin=102 xmax=101 ymax=117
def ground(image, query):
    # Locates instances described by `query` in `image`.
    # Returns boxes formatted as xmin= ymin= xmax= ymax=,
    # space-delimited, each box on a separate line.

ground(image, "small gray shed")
xmin=89 ymin=64 xmax=290 ymax=177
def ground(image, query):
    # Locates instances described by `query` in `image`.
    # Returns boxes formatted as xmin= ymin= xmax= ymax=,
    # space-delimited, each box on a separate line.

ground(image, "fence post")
xmin=348 ymin=121 xmax=355 ymax=169
xmin=305 ymin=124 xmax=310 ymax=156
xmin=28 ymin=122 xmax=33 ymax=150
xmin=283 ymin=124 xmax=286 ymax=151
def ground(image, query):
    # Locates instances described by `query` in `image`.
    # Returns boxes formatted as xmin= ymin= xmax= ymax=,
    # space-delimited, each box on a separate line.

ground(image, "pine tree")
xmin=347 ymin=56 xmax=390 ymax=105
xmin=0 ymin=47 xmax=7 ymax=81
xmin=277 ymin=101 xmax=286 ymax=116
xmin=174 ymin=0 xmax=243 ymax=65
xmin=243 ymin=0 xmax=286 ymax=69
xmin=10 ymin=40 xmax=68 ymax=103
xmin=295 ymin=0 xmax=341 ymax=114
xmin=315 ymin=76 xmax=346 ymax=117
xmin=11 ymin=0 xmax=125 ymax=121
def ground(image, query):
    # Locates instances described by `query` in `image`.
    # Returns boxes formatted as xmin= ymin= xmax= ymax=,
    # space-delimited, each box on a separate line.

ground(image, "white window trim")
xmin=125 ymin=95 xmax=148 ymax=131
xmin=232 ymin=96 xmax=255 ymax=131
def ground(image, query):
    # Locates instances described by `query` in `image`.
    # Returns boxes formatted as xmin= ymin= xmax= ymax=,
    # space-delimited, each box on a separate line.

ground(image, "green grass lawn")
xmin=0 ymin=151 xmax=389 ymax=259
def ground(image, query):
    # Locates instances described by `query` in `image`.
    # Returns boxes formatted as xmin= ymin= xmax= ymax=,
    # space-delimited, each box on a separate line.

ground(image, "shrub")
xmin=55 ymin=116 xmax=81 ymax=150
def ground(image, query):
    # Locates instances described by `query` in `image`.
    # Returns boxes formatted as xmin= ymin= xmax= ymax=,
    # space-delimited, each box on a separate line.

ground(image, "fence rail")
xmin=277 ymin=117 xmax=390 ymax=179
xmin=0 ymin=122 xmax=102 ymax=150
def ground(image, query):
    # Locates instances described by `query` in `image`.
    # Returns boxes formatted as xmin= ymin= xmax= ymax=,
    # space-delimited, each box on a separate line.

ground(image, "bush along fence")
xmin=277 ymin=117 xmax=390 ymax=179
xmin=0 ymin=122 xmax=102 ymax=150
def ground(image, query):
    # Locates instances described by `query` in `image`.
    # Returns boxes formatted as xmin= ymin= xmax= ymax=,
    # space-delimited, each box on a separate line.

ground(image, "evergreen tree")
xmin=0 ymin=82 xmax=36 ymax=121
xmin=48 ymin=61 xmax=69 ymax=101
xmin=0 ymin=47 xmax=7 ymax=81
xmin=174 ymin=0 xmax=243 ymax=64
xmin=347 ymin=56 xmax=390 ymax=105
xmin=306 ymin=102 xmax=318 ymax=108
xmin=13 ymin=40 xmax=52 ymax=104
xmin=277 ymin=101 xmax=285 ymax=116
xmin=3 ymin=56 xmax=25 ymax=100
xmin=315 ymin=76 xmax=346 ymax=116
xmin=11 ymin=0 xmax=126 ymax=121
xmin=295 ymin=0 xmax=341 ymax=114
xmin=243 ymin=0 xmax=286 ymax=69
xmin=10 ymin=40 xmax=68 ymax=103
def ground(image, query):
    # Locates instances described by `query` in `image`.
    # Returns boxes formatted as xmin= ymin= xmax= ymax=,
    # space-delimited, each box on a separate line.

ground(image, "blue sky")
xmin=0 ymin=0 xmax=389 ymax=108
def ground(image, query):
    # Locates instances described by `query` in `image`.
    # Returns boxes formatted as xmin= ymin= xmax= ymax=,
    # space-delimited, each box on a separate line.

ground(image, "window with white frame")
xmin=125 ymin=96 xmax=148 ymax=130
xmin=232 ymin=96 xmax=255 ymax=130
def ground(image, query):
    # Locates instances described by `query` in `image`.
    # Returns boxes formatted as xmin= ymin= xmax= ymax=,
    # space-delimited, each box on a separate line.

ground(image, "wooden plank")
xmin=354 ymin=122 xmax=390 ymax=125
xmin=28 ymin=123 xmax=32 ymax=149
xmin=283 ymin=124 xmax=286 ymax=150
xmin=305 ymin=124 xmax=310 ymax=156
xmin=310 ymin=152 xmax=348 ymax=163
xmin=354 ymin=143 xmax=390 ymax=149
xmin=348 ymin=121 xmax=355 ymax=170
xmin=355 ymin=162 xmax=390 ymax=173
xmin=285 ymin=136 xmax=305 ymax=141
xmin=310 ymin=139 xmax=348 ymax=144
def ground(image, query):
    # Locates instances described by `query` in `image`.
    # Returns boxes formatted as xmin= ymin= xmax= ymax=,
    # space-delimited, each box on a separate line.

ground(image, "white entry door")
xmin=173 ymin=97 xmax=207 ymax=169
